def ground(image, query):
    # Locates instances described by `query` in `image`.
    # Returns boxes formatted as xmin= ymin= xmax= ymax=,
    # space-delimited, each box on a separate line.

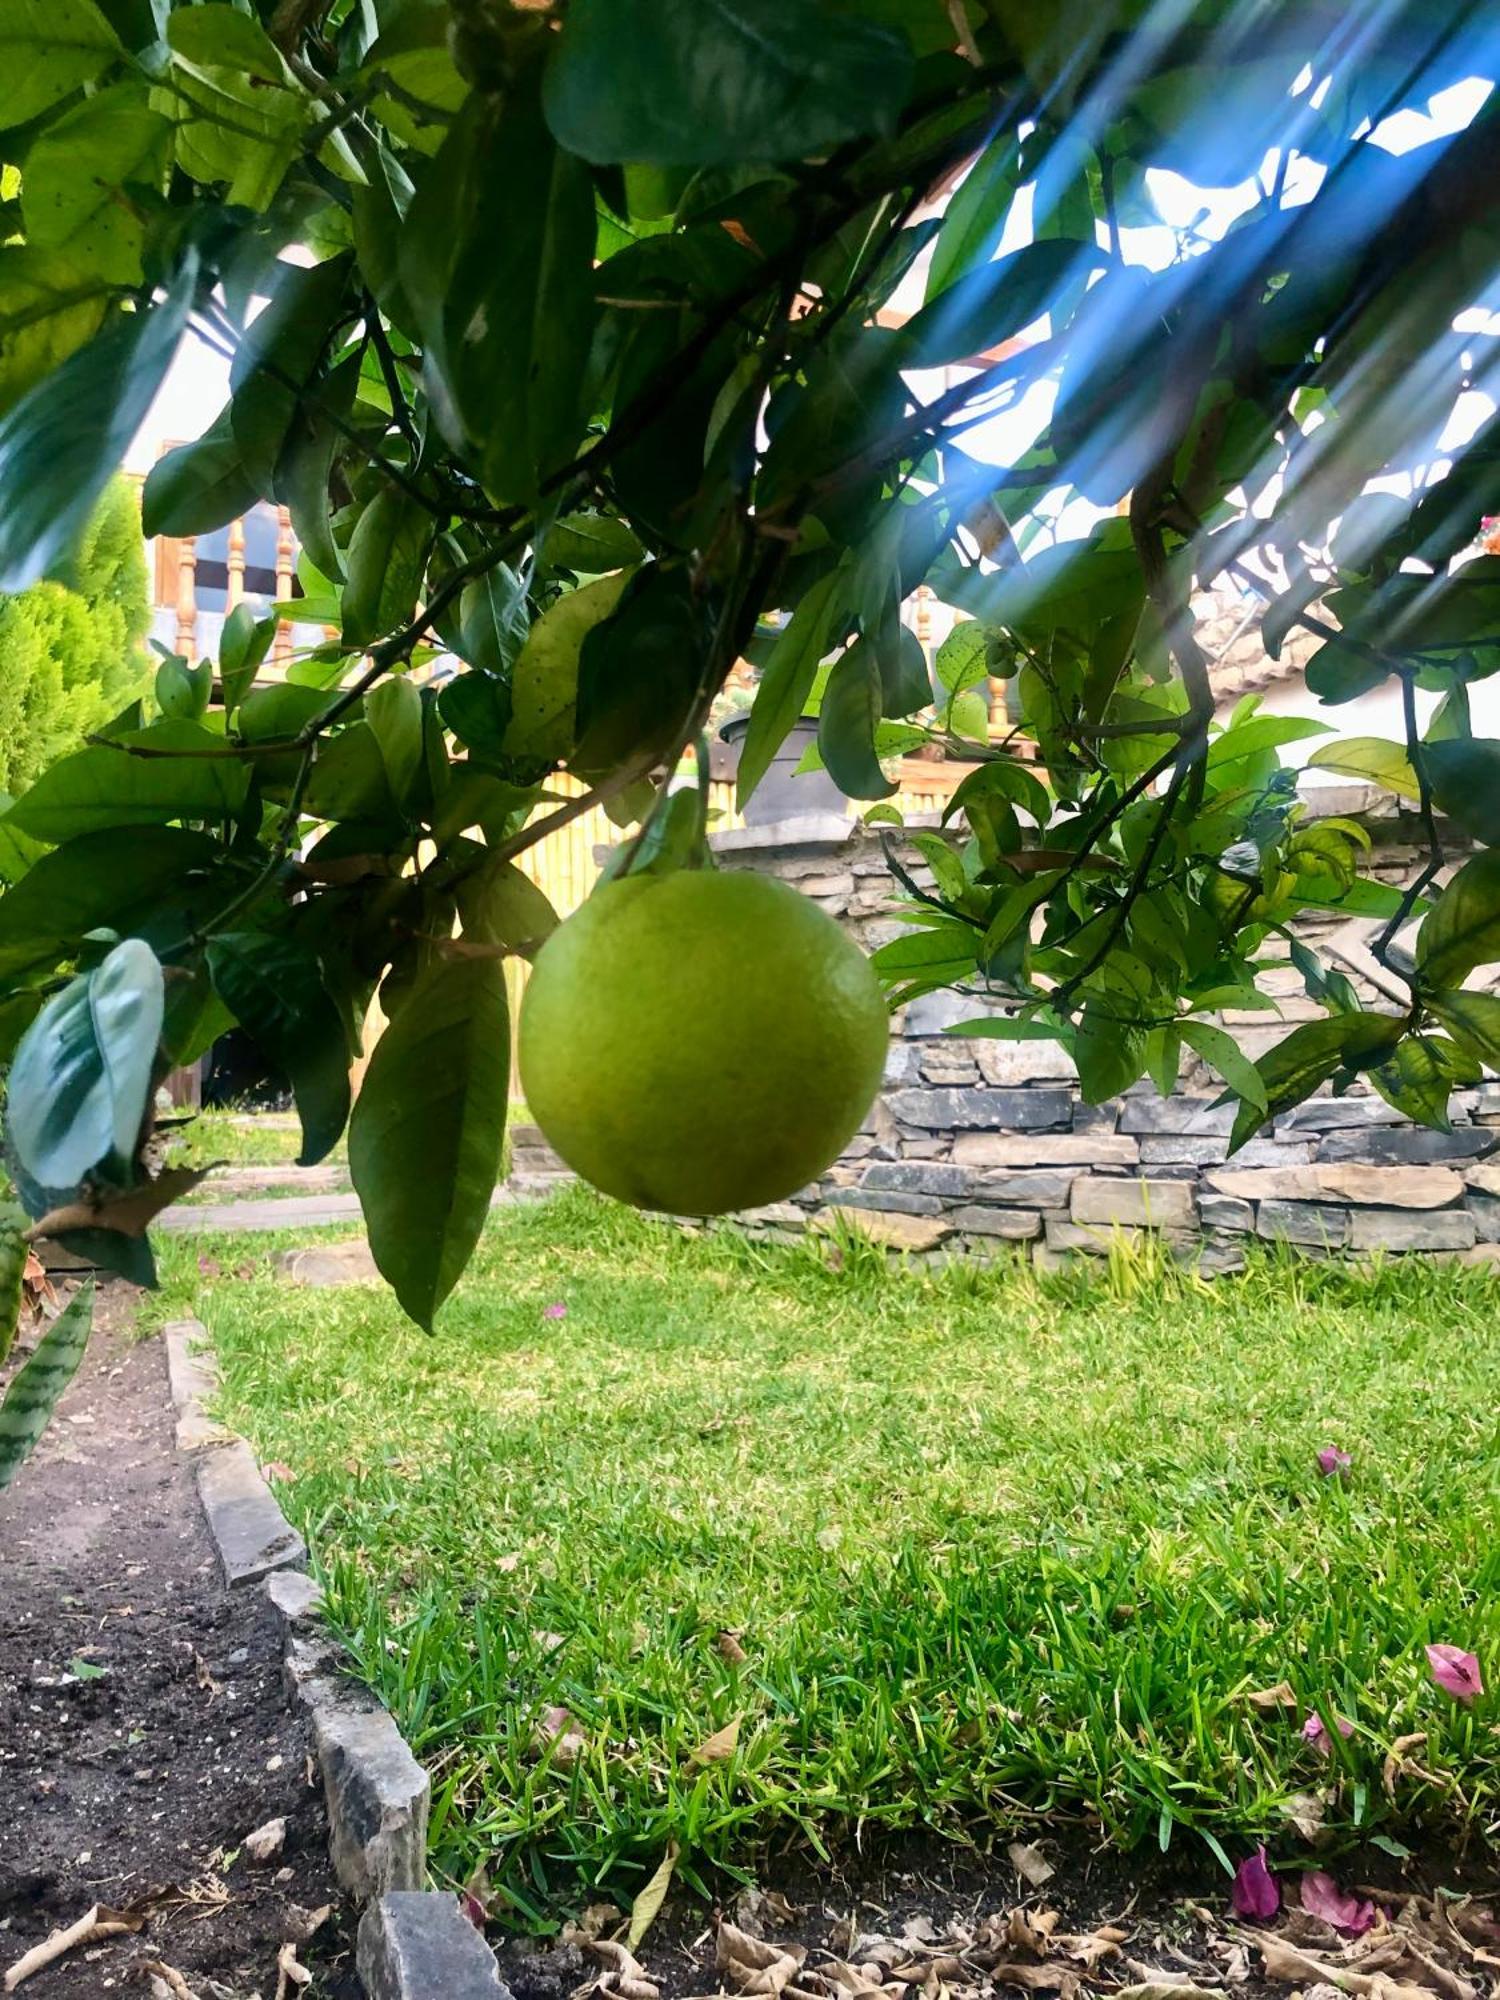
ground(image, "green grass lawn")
xmin=164 ymin=1108 xmax=320 ymax=1170
xmin=148 ymin=1192 xmax=1499 ymax=1923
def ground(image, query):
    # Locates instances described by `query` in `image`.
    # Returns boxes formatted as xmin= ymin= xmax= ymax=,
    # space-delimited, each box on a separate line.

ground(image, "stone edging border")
xmin=162 ymin=1319 xmax=506 ymax=1997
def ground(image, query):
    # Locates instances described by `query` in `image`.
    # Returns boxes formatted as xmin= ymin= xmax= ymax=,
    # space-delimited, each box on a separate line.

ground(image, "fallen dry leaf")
xmin=1382 ymin=1732 xmax=1447 ymax=1801
xmin=4 ymin=1904 xmax=145 ymax=1991
xmin=628 ymin=1842 xmax=679 ymax=1952
xmin=1283 ymin=1790 xmax=1327 ymax=1841
xmin=690 ymin=1718 xmax=741 ymax=1764
xmin=1007 ymin=1909 xmax=1060 ymax=1955
xmin=718 ymin=1919 xmax=808 ymax=1996
xmin=1243 ymin=1682 xmax=1299 ymax=1709
xmin=141 ymin=1966 xmax=202 ymax=2000
xmin=718 ymin=1629 xmax=749 ymax=1664
xmin=531 ymin=1705 xmax=587 ymax=1766
xmin=1008 ymin=1843 xmax=1056 ymax=1889
xmin=274 ymin=1939 xmax=312 ymax=2000
xmin=988 ymin=1961 xmax=1080 ymax=1996
xmin=591 ymin=1937 xmax=661 ymax=2000
xmin=1114 ymin=1986 xmax=1224 ymax=2000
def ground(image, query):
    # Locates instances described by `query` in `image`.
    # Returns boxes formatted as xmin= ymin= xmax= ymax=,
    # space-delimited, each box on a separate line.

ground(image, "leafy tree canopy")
xmin=1 ymin=0 xmax=1498 ymax=1323
xmin=0 ymin=476 xmax=150 ymax=793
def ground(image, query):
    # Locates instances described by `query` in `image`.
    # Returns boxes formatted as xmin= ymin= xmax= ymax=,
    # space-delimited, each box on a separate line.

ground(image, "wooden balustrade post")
xmin=226 ymin=515 xmax=246 ymax=611
xmin=272 ymin=506 xmax=295 ymax=671
xmin=174 ymin=535 xmax=199 ymax=661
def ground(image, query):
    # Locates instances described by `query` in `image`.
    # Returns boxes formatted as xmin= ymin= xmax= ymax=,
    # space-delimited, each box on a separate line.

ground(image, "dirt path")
xmin=0 ymin=1288 xmax=359 ymax=1997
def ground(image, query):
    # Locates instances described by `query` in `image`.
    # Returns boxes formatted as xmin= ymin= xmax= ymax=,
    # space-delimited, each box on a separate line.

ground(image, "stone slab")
xmin=1199 ymin=1194 xmax=1254 ymax=1233
xmin=1070 ymin=1176 xmax=1196 ymax=1230
xmin=1467 ymin=1191 xmax=1500 ymax=1243
xmin=1119 ymin=1096 xmax=1235 ymax=1137
xmin=307 ymin=1678 xmax=430 ymax=1900
xmin=276 ymin=1239 xmax=383 ymax=1285
xmin=1207 ymin=1165 xmax=1464 ymax=1209
xmin=816 ymin=1205 xmax=952 ymax=1252
xmin=163 ymin=1318 xmax=223 ymax=1451
xmin=887 ymin=1088 xmax=1073 ymax=1132
xmin=1138 ymin=1136 xmax=1313 ymax=1168
xmin=357 ymin=1893 xmax=508 ymax=1999
xmin=1346 ymin=1207 xmax=1477 ymax=1252
xmin=1276 ymin=1096 xmax=1407 ymax=1133
xmin=196 ymin=1440 xmax=306 ymax=1588
xmin=1465 ymin=1162 xmax=1500 ymax=1197
xmin=973 ymin=1039 xmax=1078 ymax=1087
xmin=1316 ymin=1126 xmax=1499 ymax=1165
xmin=826 ymin=1188 xmax=944 ymax=1217
xmin=1255 ymin=1200 xmax=1350 ymax=1247
xmin=949 ymin=1206 xmax=1043 ymax=1239
xmin=859 ymin=1161 xmax=1072 ymax=1205
xmin=158 ymin=1192 xmax=368 ymax=1232
xmin=951 ymin=1133 xmax=1140 ymax=1168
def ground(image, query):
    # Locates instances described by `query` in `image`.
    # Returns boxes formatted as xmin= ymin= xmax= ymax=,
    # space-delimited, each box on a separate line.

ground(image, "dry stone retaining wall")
xmin=706 ymin=799 xmax=1500 ymax=1272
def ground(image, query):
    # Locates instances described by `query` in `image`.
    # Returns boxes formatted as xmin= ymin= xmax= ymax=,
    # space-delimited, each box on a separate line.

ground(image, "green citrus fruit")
xmin=518 ymin=869 xmax=889 ymax=1214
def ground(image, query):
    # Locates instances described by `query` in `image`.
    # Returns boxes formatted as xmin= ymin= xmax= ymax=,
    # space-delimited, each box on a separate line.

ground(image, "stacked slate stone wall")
xmin=707 ymin=794 xmax=1500 ymax=1272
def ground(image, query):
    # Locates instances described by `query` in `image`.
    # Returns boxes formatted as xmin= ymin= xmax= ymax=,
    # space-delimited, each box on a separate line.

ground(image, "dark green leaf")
xmin=5 ymin=938 xmax=162 ymax=1187
xmin=0 ymin=1283 xmax=93 ymax=1496
xmin=458 ymin=565 xmax=529 ymax=679
xmin=205 ymin=933 xmax=351 ymax=1165
xmin=21 ymin=83 xmax=170 ymax=286
xmin=925 ymin=129 xmax=1022 ymax=302
xmin=141 ymin=404 xmax=261 ymax=538
xmin=0 ymin=828 xmax=217 ymax=980
xmin=348 ymin=955 xmax=509 ymax=1330
xmin=438 ymin=674 xmax=511 ymax=760
xmin=455 ymin=853 xmax=559 ymax=953
xmin=870 ymin=616 xmax=931 ymax=720
xmin=166 ymin=1 xmax=285 ymax=80
xmin=0 ymin=258 xmax=193 ymax=592
xmin=817 ymin=644 xmax=895 ymax=801
xmin=1229 ymin=1011 xmax=1403 ymax=1150
xmin=1179 ymin=1020 xmax=1268 ymax=1115
xmin=6 ymin=732 xmax=251 ymax=842
xmin=341 ymin=485 xmax=432 ymax=650
xmin=1305 ymin=735 xmax=1418 ymax=797
xmin=543 ymin=0 xmax=914 ymax=166
xmin=1419 ymin=739 xmax=1500 ymax=844
xmin=0 ymin=0 xmax=122 ymax=130
xmin=902 ymin=239 xmax=1090 ymax=369
xmin=543 ymin=512 xmax=647 ymax=574
xmin=0 ymin=247 xmax=111 ymax=419
xmin=400 ymin=84 xmax=596 ymax=504
xmin=1368 ymin=1033 xmax=1478 ymax=1131
xmin=303 ymin=722 xmax=398 ymax=824
xmin=1429 ymin=987 xmax=1500 ymax=1069
xmin=219 ymin=603 xmax=277 ymax=713
xmin=365 ymin=677 xmax=425 ymax=806
xmin=504 ymin=569 xmax=634 ymax=763
xmin=0 ymin=1202 xmax=26 ymax=1368
xmin=1417 ymin=848 xmax=1500 ymax=990
xmin=737 ymin=570 xmax=849 ymax=809
xmin=230 ymin=255 xmax=352 ymax=490
xmin=155 ymin=654 xmax=212 ymax=722
xmin=573 ymin=565 xmax=702 ymax=780
xmin=941 ymin=757 xmax=1050 ymax=833
xmin=1304 ymin=636 xmax=1389 ymax=705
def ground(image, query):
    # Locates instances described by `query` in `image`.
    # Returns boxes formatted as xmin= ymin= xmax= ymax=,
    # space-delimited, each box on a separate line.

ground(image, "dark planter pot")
xmin=718 ymin=713 xmax=849 ymax=826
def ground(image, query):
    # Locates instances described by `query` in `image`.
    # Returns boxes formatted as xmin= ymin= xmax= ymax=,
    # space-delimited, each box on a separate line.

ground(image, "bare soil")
xmin=0 ymin=1287 xmax=359 ymax=1997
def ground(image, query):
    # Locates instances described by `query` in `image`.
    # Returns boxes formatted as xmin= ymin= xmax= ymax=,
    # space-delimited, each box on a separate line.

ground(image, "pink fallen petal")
xmin=1231 ymin=1847 xmax=1281 ymax=1920
xmin=542 ymin=1301 xmax=568 ymax=1320
xmin=460 ymin=1890 xmax=487 ymax=1930
xmin=1300 ymin=1711 xmax=1355 ymax=1753
xmin=1301 ymin=1870 xmax=1377 ymax=1936
xmin=1316 ymin=1446 xmax=1352 ymax=1478
xmin=1426 ymin=1643 xmax=1483 ymax=1702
